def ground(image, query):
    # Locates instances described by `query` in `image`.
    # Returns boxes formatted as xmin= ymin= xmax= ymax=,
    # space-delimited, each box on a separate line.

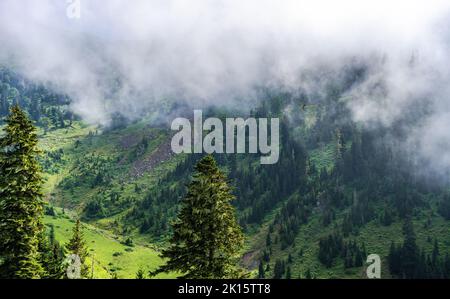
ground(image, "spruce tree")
xmin=258 ymin=260 xmax=265 ymax=278
xmin=273 ymin=259 xmax=285 ymax=279
xmin=40 ymin=225 xmax=65 ymax=279
xmin=46 ymin=241 xmax=66 ymax=279
xmin=388 ymin=241 xmax=400 ymax=275
xmin=0 ymin=105 xmax=45 ymax=278
xmin=304 ymin=268 xmax=312 ymax=279
xmin=432 ymin=239 xmax=440 ymax=266
xmin=136 ymin=268 xmax=146 ymax=279
xmin=286 ymin=266 xmax=292 ymax=279
xmin=151 ymin=155 xmax=244 ymax=278
xmin=66 ymin=219 xmax=89 ymax=278
xmin=401 ymin=217 xmax=418 ymax=278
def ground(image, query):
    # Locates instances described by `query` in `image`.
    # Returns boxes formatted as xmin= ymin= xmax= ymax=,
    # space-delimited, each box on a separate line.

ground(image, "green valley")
xmin=2 ymin=64 xmax=450 ymax=280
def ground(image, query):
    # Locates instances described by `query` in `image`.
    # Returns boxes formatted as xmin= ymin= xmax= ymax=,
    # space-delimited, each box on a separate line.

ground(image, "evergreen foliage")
xmin=0 ymin=105 xmax=45 ymax=278
xmin=151 ymin=155 xmax=244 ymax=278
xmin=39 ymin=225 xmax=66 ymax=279
xmin=66 ymin=219 xmax=89 ymax=278
xmin=388 ymin=218 xmax=450 ymax=278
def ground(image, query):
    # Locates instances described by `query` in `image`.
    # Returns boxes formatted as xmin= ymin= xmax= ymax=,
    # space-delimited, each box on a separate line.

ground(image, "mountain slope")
xmin=43 ymin=209 xmax=175 ymax=278
xmin=4 ymin=66 xmax=450 ymax=279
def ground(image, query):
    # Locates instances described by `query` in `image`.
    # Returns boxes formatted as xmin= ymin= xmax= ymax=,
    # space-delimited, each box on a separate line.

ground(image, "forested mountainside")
xmin=2 ymin=66 xmax=450 ymax=279
xmin=0 ymin=68 xmax=75 ymax=127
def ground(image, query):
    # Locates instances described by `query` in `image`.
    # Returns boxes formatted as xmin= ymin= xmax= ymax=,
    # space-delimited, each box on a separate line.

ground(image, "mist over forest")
xmin=1 ymin=1 xmax=450 ymax=281
xmin=2 ymin=0 xmax=450 ymax=175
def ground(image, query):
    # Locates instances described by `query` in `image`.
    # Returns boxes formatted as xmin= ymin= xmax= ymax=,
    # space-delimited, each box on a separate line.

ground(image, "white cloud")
xmin=1 ymin=0 xmax=450 ymax=172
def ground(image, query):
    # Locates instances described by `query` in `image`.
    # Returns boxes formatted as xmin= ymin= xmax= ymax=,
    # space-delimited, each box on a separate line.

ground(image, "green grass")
xmin=36 ymin=120 xmax=185 ymax=278
xmin=251 ymin=207 xmax=450 ymax=279
xmin=44 ymin=211 xmax=176 ymax=279
xmin=39 ymin=119 xmax=181 ymax=212
xmin=39 ymin=122 xmax=95 ymax=194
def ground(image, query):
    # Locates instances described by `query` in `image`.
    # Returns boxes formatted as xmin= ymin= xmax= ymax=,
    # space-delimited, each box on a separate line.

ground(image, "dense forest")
xmin=1 ymin=66 xmax=450 ymax=279
xmin=0 ymin=68 xmax=75 ymax=128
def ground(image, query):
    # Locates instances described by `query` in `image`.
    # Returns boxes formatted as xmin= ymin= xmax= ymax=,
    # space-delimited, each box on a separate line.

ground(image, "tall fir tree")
xmin=151 ymin=155 xmax=244 ymax=278
xmin=0 ymin=105 xmax=45 ymax=278
xmin=66 ymin=219 xmax=89 ymax=278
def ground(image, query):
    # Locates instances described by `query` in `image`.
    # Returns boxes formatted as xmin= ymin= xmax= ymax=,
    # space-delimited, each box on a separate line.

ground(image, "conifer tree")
xmin=286 ymin=266 xmax=292 ymax=279
xmin=151 ymin=155 xmax=244 ymax=278
xmin=46 ymin=241 xmax=66 ymax=279
xmin=304 ymin=268 xmax=312 ymax=279
xmin=432 ymin=239 xmax=440 ymax=266
xmin=136 ymin=268 xmax=146 ymax=279
xmin=273 ymin=259 xmax=285 ymax=279
xmin=40 ymin=225 xmax=65 ymax=279
xmin=0 ymin=105 xmax=45 ymax=278
xmin=258 ymin=260 xmax=265 ymax=278
xmin=66 ymin=219 xmax=89 ymax=278
xmin=401 ymin=217 xmax=418 ymax=278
